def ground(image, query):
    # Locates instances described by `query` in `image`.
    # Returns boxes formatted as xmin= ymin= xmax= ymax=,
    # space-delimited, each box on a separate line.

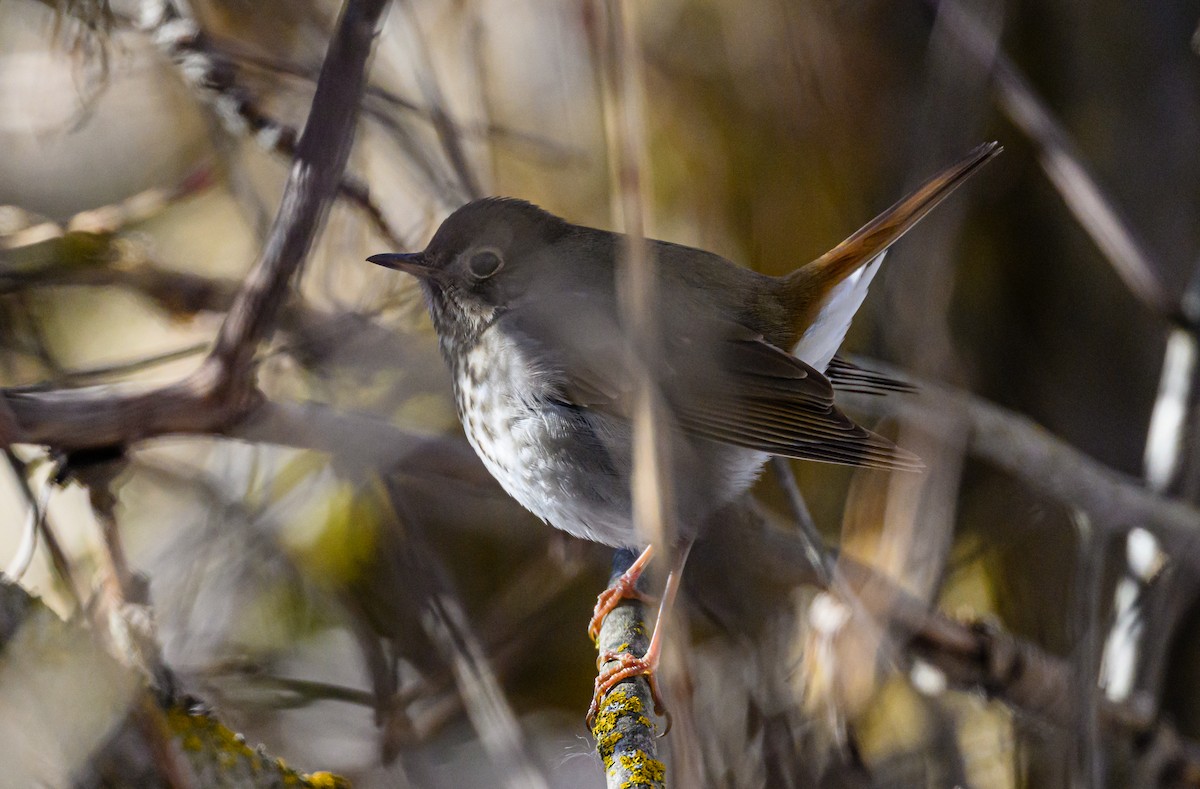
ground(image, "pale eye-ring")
xmin=467 ymin=249 xmax=504 ymax=280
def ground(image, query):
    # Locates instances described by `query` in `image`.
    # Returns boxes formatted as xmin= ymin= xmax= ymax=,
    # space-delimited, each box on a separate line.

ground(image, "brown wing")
xmin=501 ymin=301 xmax=920 ymax=471
xmin=668 ymin=329 xmax=922 ymax=470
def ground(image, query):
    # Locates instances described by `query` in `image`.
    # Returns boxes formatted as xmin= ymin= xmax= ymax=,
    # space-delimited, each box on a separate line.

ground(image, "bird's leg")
xmin=588 ymin=543 xmax=655 ymax=642
xmin=587 ymin=541 xmax=692 ymax=729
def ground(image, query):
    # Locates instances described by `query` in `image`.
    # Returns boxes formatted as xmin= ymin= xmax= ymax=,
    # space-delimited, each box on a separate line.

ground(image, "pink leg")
xmin=586 ymin=542 xmax=691 ymax=730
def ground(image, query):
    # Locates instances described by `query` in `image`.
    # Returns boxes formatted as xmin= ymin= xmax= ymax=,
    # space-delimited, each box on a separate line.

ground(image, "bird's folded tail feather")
xmin=782 ymin=141 xmax=1002 ymax=341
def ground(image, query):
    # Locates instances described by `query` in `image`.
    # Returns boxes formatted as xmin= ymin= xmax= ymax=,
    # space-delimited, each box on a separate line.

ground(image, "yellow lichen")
xmin=616 ymin=752 xmax=666 ymax=788
xmin=590 ymin=689 xmax=661 ymax=768
xmin=305 ymin=771 xmax=352 ymax=788
xmin=165 ymin=705 xmax=350 ymax=787
xmin=596 ymin=730 xmax=622 ymax=765
xmin=591 ymin=687 xmax=644 ymax=730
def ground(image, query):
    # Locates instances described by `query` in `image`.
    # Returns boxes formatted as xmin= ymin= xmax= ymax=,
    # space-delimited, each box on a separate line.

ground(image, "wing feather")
xmin=500 ymin=298 xmax=920 ymax=471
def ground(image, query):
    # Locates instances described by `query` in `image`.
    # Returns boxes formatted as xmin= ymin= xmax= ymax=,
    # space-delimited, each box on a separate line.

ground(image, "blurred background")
xmin=1 ymin=0 xmax=1199 ymax=786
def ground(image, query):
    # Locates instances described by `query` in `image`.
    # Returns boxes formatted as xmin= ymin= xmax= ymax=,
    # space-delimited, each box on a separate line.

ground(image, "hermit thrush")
xmin=369 ymin=141 xmax=1000 ymax=720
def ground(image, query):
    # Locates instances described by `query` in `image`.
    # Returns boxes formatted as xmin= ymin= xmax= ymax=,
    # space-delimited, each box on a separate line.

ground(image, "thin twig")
xmin=202 ymin=669 xmax=378 ymax=709
xmin=769 ymin=456 xmax=832 ymax=585
xmin=131 ymin=0 xmax=409 ymax=249
xmin=420 ymin=594 xmax=551 ymax=789
xmin=0 ymin=256 xmax=420 ymax=381
xmin=0 ymin=169 xmax=214 ymax=251
xmin=5 ymin=344 xmax=210 ymax=393
xmin=375 ymin=476 xmax=549 ymax=786
xmin=3 ymin=450 xmax=80 ymax=608
xmin=395 ymin=0 xmax=485 ymax=201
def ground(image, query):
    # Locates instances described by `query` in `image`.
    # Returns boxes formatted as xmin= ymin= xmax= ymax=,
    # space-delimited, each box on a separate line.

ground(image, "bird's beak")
xmin=367 ymin=251 xmax=442 ymax=281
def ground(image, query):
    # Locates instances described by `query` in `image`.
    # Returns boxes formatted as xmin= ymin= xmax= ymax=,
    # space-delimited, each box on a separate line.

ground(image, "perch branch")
xmin=589 ymin=0 xmax=680 ymax=783
xmin=590 ymin=548 xmax=666 ymax=789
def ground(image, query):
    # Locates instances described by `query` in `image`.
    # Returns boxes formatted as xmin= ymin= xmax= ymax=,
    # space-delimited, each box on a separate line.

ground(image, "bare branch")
xmin=0 ymin=259 xmax=238 ymax=315
xmin=395 ymin=0 xmax=485 ymax=201
xmin=845 ymin=358 xmax=1200 ymax=564
xmin=131 ymin=1 xmax=409 ymax=249
xmin=715 ymin=500 xmax=1200 ymax=784
xmin=203 ymin=0 xmax=391 ymax=387
xmin=0 ymin=172 xmax=213 ymax=251
xmin=3 ymin=0 xmax=391 ymax=452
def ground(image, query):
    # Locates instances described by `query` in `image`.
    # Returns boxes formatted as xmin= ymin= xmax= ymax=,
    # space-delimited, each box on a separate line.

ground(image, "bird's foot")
xmin=588 ymin=545 xmax=655 ymax=642
xmin=588 ymin=579 xmax=652 ymax=643
xmin=585 ymin=649 xmax=669 ymax=733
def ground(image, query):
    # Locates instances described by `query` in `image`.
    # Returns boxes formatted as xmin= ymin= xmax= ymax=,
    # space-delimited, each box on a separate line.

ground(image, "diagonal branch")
xmin=844 ymin=358 xmax=1200 ymax=562
xmin=711 ymin=499 xmax=1200 ymax=784
xmin=2 ymin=0 xmax=391 ymax=452
xmin=200 ymin=0 xmax=391 ymax=388
xmin=926 ymin=0 xmax=1175 ymax=319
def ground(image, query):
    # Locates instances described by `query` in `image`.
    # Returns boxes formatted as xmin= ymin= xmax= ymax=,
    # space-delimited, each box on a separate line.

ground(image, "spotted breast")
xmin=451 ymin=325 xmax=639 ymax=547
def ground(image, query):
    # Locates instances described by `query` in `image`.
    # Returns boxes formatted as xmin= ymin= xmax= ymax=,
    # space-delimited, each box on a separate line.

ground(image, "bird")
xmin=368 ymin=141 xmax=1001 ymax=723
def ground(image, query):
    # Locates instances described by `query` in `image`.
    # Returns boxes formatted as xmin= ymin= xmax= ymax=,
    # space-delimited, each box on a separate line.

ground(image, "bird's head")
xmin=369 ymin=197 xmax=571 ymax=350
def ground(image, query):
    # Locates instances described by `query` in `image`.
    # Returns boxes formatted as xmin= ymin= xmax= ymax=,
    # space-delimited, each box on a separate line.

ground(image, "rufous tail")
xmin=783 ymin=141 xmax=1002 ymax=335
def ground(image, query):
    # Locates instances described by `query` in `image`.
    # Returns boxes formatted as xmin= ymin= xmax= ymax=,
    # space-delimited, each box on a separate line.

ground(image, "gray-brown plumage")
xmin=369 ymin=142 xmax=999 ymax=549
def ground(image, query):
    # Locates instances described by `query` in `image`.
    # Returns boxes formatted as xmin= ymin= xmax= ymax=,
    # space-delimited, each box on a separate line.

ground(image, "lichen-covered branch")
xmin=166 ymin=703 xmax=350 ymax=789
xmin=590 ymin=549 xmax=666 ymax=789
xmin=0 ymin=578 xmax=348 ymax=787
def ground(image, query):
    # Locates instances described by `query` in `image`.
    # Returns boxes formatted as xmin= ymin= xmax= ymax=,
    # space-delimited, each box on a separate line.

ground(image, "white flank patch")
xmin=793 ymin=252 xmax=885 ymax=371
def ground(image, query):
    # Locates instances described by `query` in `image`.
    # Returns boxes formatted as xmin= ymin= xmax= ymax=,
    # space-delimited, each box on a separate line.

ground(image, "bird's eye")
xmin=467 ymin=249 xmax=504 ymax=280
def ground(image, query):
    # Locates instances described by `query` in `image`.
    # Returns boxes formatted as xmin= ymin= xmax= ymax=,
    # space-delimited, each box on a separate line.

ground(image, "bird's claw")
xmin=588 ymin=574 xmax=652 ymax=642
xmin=585 ymin=650 xmax=670 ymax=734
